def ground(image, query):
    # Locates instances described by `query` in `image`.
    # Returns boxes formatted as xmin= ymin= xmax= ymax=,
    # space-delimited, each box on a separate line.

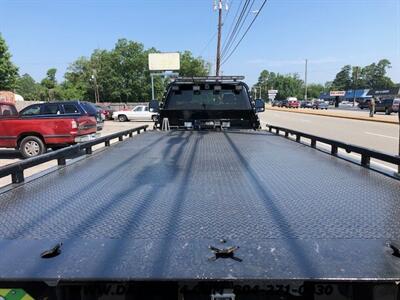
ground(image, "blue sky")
xmin=1 ymin=0 xmax=399 ymax=86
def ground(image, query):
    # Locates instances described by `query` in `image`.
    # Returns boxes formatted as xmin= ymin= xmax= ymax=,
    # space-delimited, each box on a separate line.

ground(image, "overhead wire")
xmin=221 ymin=0 xmax=255 ymax=60
xmin=221 ymin=0 xmax=268 ymax=65
xmin=220 ymin=0 xmax=250 ymax=60
xmin=199 ymin=1 xmax=233 ymax=59
xmin=199 ymin=31 xmax=217 ymax=57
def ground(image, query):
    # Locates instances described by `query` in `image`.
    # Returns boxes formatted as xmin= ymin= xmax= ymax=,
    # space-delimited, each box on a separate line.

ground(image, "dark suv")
xmin=20 ymin=101 xmax=104 ymax=130
xmin=374 ymin=98 xmax=395 ymax=115
xmin=154 ymin=76 xmax=264 ymax=130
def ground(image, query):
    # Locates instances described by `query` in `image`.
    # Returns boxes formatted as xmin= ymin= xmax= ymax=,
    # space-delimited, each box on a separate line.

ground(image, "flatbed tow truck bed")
xmin=0 ymin=130 xmax=400 ymax=297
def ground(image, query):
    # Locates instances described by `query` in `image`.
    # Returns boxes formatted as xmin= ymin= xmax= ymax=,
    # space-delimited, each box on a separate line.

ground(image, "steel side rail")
xmin=0 ymin=125 xmax=148 ymax=184
xmin=266 ymin=124 xmax=400 ymax=170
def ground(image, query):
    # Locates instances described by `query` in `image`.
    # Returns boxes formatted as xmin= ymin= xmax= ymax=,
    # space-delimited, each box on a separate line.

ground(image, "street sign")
xmin=268 ymin=89 xmax=278 ymax=100
xmin=330 ymin=91 xmax=345 ymax=97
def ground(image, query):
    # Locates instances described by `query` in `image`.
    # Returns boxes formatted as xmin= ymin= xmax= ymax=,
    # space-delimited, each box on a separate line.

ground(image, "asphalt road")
xmin=260 ymin=110 xmax=399 ymax=155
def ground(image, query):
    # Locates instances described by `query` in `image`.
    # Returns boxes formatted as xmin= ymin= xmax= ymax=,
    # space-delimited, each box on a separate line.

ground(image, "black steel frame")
xmin=266 ymin=124 xmax=400 ymax=174
xmin=0 ymin=125 xmax=148 ymax=184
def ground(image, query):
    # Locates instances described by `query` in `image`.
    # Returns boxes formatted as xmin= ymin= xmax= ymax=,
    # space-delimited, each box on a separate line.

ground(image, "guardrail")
xmin=266 ymin=124 xmax=400 ymax=174
xmin=0 ymin=125 xmax=149 ymax=184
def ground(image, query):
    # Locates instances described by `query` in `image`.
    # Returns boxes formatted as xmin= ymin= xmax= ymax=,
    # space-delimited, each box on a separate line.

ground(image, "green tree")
xmin=306 ymin=83 xmax=325 ymax=99
xmin=324 ymin=81 xmax=333 ymax=91
xmin=179 ymin=51 xmax=210 ymax=77
xmin=351 ymin=66 xmax=363 ymax=89
xmin=63 ymin=40 xmax=210 ymax=102
xmin=331 ymin=60 xmax=394 ymax=91
xmin=64 ymin=56 xmax=92 ymax=100
xmin=40 ymin=68 xmax=58 ymax=100
xmin=332 ymin=65 xmax=351 ymax=90
xmin=41 ymin=68 xmax=57 ymax=89
xmin=0 ymin=33 xmax=19 ymax=90
xmin=254 ymin=70 xmax=304 ymax=100
xmin=255 ymin=70 xmax=271 ymax=99
xmin=15 ymin=73 xmax=41 ymax=100
xmin=360 ymin=59 xmax=394 ymax=89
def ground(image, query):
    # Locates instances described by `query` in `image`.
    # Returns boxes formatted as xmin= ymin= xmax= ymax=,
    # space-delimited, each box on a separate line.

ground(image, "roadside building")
xmin=344 ymin=89 xmax=371 ymax=103
xmin=319 ymin=92 xmax=341 ymax=103
xmin=367 ymin=88 xmax=400 ymax=100
xmin=320 ymin=89 xmax=371 ymax=104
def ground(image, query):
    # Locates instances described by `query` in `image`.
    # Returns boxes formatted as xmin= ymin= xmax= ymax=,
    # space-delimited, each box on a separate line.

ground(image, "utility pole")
xmin=352 ymin=67 xmax=358 ymax=107
xmin=151 ymin=74 xmax=155 ymax=100
xmin=215 ymin=0 xmax=223 ymax=76
xmin=304 ymin=59 xmax=308 ymax=101
xmin=91 ymin=71 xmax=100 ymax=103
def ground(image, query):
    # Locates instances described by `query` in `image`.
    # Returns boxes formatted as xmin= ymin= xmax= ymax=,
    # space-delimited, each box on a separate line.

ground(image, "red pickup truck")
xmin=0 ymin=101 xmax=98 ymax=158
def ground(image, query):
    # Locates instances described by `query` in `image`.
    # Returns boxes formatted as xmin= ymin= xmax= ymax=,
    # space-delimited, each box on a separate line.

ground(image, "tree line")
xmin=0 ymin=34 xmax=210 ymax=102
xmin=253 ymin=59 xmax=396 ymax=100
xmin=1 ymin=32 xmax=397 ymax=102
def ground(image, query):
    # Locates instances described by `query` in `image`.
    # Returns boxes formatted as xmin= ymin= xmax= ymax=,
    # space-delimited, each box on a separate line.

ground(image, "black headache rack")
xmin=0 ymin=129 xmax=400 ymax=299
xmin=158 ymin=75 xmax=263 ymax=130
xmin=173 ymin=75 xmax=245 ymax=83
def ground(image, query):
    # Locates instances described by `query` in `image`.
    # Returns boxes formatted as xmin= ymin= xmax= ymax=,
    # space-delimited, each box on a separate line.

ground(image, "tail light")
xmin=71 ymin=120 xmax=78 ymax=129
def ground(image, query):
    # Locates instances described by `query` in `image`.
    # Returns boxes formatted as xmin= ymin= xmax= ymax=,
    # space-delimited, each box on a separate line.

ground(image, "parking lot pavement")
xmin=0 ymin=120 xmax=154 ymax=188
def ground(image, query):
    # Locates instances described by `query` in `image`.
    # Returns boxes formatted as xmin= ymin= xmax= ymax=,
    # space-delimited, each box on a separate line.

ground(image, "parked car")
xmin=78 ymin=102 xmax=104 ymax=131
xmin=339 ymin=100 xmax=353 ymax=107
xmin=271 ymin=100 xmax=282 ymax=107
xmin=374 ymin=98 xmax=395 ymax=115
xmin=358 ymin=99 xmax=371 ymax=109
xmin=312 ymin=100 xmax=329 ymax=110
xmin=281 ymin=97 xmax=299 ymax=108
xmin=113 ymin=105 xmax=158 ymax=122
xmin=0 ymin=101 xmax=98 ymax=158
xmin=392 ymin=98 xmax=400 ymax=113
xmin=300 ymin=100 xmax=313 ymax=108
xmin=95 ymin=104 xmax=115 ymax=120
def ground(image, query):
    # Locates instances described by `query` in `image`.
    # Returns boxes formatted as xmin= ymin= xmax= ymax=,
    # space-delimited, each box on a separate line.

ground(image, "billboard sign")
xmin=149 ymin=53 xmax=180 ymax=71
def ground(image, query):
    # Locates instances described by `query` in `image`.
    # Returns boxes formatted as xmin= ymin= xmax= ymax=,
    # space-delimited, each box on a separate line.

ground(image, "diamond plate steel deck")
xmin=0 ymin=130 xmax=399 ymax=281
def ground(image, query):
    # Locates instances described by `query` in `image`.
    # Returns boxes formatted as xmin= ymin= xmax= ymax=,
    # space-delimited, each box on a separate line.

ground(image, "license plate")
xmin=75 ymin=133 xmax=100 ymax=143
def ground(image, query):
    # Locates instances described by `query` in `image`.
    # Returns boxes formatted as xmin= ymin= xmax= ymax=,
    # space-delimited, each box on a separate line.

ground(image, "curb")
xmin=266 ymin=107 xmax=398 ymax=124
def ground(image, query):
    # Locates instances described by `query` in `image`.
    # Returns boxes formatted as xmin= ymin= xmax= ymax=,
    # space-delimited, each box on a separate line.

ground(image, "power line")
xmin=223 ymin=0 xmax=233 ymax=24
xmin=199 ymin=31 xmax=217 ymax=57
xmin=220 ymin=0 xmax=249 ymax=59
xmin=221 ymin=0 xmax=255 ymax=60
xmin=221 ymin=0 xmax=242 ymax=46
xmin=221 ymin=0 xmax=268 ymax=65
xmin=199 ymin=1 xmax=232 ymax=60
